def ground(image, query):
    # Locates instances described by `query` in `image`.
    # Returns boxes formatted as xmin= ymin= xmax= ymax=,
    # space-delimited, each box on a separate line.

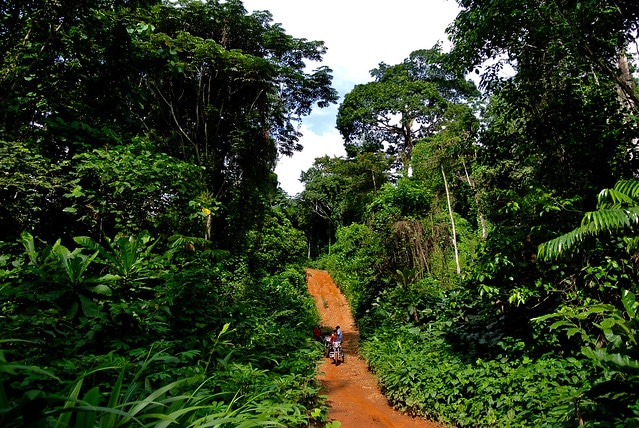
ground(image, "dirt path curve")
xmin=305 ymin=269 xmax=441 ymax=428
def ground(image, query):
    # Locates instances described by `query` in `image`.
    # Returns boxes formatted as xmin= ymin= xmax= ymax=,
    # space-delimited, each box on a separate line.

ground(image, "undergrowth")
xmin=360 ymin=324 xmax=589 ymax=427
xmin=0 ymin=232 xmax=331 ymax=426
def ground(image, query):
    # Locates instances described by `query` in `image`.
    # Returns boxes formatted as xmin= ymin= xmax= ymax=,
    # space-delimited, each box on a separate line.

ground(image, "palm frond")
xmin=538 ymin=194 xmax=639 ymax=261
xmin=582 ymin=208 xmax=639 ymax=232
xmin=538 ymin=226 xmax=588 ymax=261
xmin=615 ymin=180 xmax=639 ymax=200
xmin=597 ymin=188 xmax=633 ymax=209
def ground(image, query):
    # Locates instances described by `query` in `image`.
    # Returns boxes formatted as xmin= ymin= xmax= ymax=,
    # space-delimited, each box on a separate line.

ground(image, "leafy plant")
xmin=0 ymin=346 xmax=305 ymax=427
xmin=538 ymin=180 xmax=639 ymax=260
xmin=73 ymin=231 xmax=164 ymax=290
xmin=360 ymin=323 xmax=588 ymax=427
xmin=533 ymin=289 xmax=639 ymax=425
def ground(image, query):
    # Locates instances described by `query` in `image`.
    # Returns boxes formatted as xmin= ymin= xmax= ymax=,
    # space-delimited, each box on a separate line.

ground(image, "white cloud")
xmin=275 ymin=124 xmax=346 ymax=196
xmin=242 ymin=0 xmax=461 ymax=194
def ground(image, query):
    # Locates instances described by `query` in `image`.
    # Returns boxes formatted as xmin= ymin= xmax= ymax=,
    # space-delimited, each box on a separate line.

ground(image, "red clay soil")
xmin=305 ymin=268 xmax=442 ymax=428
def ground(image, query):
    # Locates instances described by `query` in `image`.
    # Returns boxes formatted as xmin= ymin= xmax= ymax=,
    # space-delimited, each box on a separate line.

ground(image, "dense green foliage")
xmin=298 ymin=153 xmax=392 ymax=256
xmin=3 ymin=0 xmax=639 ymax=426
xmin=0 ymin=0 xmax=336 ymax=426
xmin=336 ymin=46 xmax=479 ymax=171
xmin=307 ymin=1 xmax=639 ymax=426
xmin=0 ymin=0 xmax=337 ymax=247
xmin=1 ymin=231 xmax=323 ymax=426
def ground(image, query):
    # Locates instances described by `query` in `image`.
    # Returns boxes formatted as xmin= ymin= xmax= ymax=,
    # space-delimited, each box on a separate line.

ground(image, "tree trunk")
xmin=205 ymin=213 xmax=211 ymax=240
xmin=617 ymin=53 xmax=639 ymax=161
xmin=462 ymin=157 xmax=487 ymax=239
xmin=441 ymin=164 xmax=461 ymax=274
xmin=616 ymin=52 xmax=637 ymax=113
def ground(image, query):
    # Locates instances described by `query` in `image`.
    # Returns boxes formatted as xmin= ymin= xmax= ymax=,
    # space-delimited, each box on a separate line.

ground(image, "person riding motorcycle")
xmin=329 ymin=327 xmax=344 ymax=363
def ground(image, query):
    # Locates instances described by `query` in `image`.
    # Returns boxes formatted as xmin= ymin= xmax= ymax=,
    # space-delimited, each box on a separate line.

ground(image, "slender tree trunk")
xmin=462 ymin=157 xmax=487 ymax=239
xmin=617 ymin=53 xmax=639 ymax=160
xmin=441 ymin=164 xmax=461 ymax=274
xmin=616 ymin=53 xmax=637 ymax=113
xmin=370 ymin=169 xmax=377 ymax=193
xmin=205 ymin=213 xmax=211 ymax=240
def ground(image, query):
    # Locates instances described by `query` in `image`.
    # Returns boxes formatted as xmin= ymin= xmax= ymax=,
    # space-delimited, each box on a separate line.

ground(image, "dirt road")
xmin=305 ymin=268 xmax=441 ymax=428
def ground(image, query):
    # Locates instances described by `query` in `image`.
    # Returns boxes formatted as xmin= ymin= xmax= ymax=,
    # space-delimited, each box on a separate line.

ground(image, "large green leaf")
xmin=539 ymin=180 xmax=639 ymax=260
xmin=581 ymin=347 xmax=639 ymax=369
xmin=621 ymin=289 xmax=638 ymax=319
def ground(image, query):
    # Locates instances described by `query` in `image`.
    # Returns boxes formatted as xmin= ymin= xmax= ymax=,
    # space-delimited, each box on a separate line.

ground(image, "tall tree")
xmin=127 ymin=0 xmax=338 ymax=248
xmin=0 ymin=0 xmax=337 ymax=245
xmin=0 ymin=0 xmax=156 ymax=154
xmin=448 ymin=0 xmax=639 ymax=195
xmin=336 ymin=46 xmax=478 ymax=172
xmin=448 ymin=0 xmax=639 ymax=113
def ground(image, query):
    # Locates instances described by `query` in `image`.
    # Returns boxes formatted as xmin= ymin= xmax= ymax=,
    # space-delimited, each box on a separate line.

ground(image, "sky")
xmin=241 ymin=0 xmax=462 ymax=195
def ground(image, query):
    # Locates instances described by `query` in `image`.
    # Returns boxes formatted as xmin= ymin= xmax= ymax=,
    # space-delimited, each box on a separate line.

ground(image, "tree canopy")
xmin=336 ymin=46 xmax=478 ymax=171
xmin=0 ymin=0 xmax=337 ymax=247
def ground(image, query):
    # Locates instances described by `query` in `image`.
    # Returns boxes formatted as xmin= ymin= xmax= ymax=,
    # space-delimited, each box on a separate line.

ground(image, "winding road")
xmin=305 ymin=269 xmax=442 ymax=428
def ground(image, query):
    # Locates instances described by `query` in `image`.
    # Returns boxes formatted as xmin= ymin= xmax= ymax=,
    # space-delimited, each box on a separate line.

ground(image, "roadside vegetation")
xmin=0 ymin=1 xmax=335 ymax=426
xmin=311 ymin=2 xmax=639 ymax=426
xmin=2 ymin=0 xmax=639 ymax=427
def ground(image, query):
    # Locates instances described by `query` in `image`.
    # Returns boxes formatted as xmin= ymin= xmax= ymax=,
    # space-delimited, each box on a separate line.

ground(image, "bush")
xmin=360 ymin=324 xmax=590 ymax=427
xmin=0 ymin=232 xmax=325 ymax=427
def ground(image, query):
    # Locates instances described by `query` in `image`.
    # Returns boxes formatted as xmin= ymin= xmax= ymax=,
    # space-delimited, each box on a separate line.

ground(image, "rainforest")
xmin=1 ymin=1 xmax=639 ymax=427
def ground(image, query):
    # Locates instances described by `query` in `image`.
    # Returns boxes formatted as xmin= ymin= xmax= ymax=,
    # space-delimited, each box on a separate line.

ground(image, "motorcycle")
xmin=326 ymin=339 xmax=344 ymax=365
